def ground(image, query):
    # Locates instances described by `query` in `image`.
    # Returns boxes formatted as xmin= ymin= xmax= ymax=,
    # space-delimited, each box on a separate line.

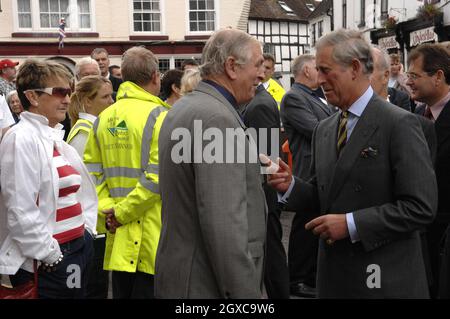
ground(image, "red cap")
xmin=0 ymin=59 xmax=19 ymax=70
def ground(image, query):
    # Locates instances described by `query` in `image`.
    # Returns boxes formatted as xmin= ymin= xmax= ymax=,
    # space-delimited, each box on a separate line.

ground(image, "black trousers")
xmin=86 ymin=235 xmax=109 ymax=299
xmin=112 ymin=271 xmax=154 ymax=299
xmin=288 ymin=211 xmax=318 ymax=287
xmin=10 ymin=231 xmax=94 ymax=299
xmin=439 ymin=225 xmax=450 ymax=298
xmin=425 ymin=220 xmax=448 ymax=298
xmin=263 ymin=184 xmax=289 ymax=299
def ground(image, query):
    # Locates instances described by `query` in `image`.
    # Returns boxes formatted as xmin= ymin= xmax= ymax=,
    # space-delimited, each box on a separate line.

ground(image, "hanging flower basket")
xmin=417 ymin=4 xmax=441 ymax=20
xmin=383 ymin=16 xmax=398 ymax=30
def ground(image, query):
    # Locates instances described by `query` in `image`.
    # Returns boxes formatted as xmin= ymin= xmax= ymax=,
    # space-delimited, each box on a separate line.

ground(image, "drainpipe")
xmin=327 ymin=0 xmax=334 ymax=31
xmin=374 ymin=0 xmax=377 ymax=28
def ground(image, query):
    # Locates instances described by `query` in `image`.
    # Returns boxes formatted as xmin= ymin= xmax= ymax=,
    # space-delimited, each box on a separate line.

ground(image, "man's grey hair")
xmin=200 ymin=28 xmax=260 ymax=78
xmin=75 ymin=57 xmax=100 ymax=79
xmin=291 ymin=54 xmax=315 ymax=77
xmin=316 ymin=29 xmax=374 ymax=75
xmin=121 ymin=46 xmax=159 ymax=86
xmin=5 ymin=90 xmax=18 ymax=105
xmin=372 ymin=47 xmax=390 ymax=72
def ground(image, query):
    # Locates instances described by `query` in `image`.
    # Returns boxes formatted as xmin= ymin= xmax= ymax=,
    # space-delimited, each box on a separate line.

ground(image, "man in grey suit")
xmin=281 ymin=55 xmax=334 ymax=297
xmin=155 ymin=29 xmax=267 ymax=298
xmin=269 ymin=29 xmax=437 ymax=298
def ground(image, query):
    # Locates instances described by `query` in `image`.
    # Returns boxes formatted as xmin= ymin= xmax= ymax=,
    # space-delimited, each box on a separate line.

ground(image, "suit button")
xmin=135 ymin=241 xmax=138 ymax=245
xmin=354 ymin=185 xmax=362 ymax=192
xmin=130 ymin=260 xmax=134 ymax=264
xmin=137 ymin=220 xmax=141 ymax=224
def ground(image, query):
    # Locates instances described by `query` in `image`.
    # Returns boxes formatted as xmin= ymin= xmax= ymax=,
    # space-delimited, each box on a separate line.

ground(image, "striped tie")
xmin=337 ymin=111 xmax=348 ymax=154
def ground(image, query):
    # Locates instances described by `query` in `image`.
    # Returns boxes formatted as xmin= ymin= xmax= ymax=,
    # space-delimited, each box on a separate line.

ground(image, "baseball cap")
xmin=0 ymin=59 xmax=19 ymax=70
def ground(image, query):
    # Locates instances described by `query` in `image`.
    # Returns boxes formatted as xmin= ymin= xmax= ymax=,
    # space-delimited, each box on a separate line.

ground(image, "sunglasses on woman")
xmin=27 ymin=87 xmax=72 ymax=98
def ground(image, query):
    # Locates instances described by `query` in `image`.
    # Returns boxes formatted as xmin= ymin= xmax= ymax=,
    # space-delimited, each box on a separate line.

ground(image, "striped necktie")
xmin=337 ymin=111 xmax=349 ymax=154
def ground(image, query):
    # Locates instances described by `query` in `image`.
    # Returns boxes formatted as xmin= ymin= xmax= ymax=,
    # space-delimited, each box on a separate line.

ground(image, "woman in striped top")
xmin=0 ymin=59 xmax=98 ymax=298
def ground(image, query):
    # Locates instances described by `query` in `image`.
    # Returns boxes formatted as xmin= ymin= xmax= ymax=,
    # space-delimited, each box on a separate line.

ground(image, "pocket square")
xmin=360 ymin=147 xmax=378 ymax=158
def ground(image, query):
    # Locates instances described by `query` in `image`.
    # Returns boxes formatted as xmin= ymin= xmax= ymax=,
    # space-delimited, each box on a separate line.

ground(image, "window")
xmin=174 ymin=57 xmax=201 ymax=70
xmin=189 ymin=0 xmax=215 ymax=32
xmin=39 ymin=0 xmax=69 ymax=28
xmin=278 ymin=1 xmax=293 ymax=13
xmin=133 ymin=0 xmax=161 ymax=32
xmin=359 ymin=0 xmax=366 ymax=27
xmin=263 ymin=43 xmax=275 ymax=57
xmin=318 ymin=21 xmax=323 ymax=38
xmin=159 ymin=59 xmax=170 ymax=74
xmin=17 ymin=0 xmax=32 ymax=28
xmin=16 ymin=0 xmax=92 ymax=31
xmin=342 ymin=0 xmax=347 ymax=29
xmin=78 ymin=0 xmax=90 ymax=29
xmin=311 ymin=23 xmax=316 ymax=46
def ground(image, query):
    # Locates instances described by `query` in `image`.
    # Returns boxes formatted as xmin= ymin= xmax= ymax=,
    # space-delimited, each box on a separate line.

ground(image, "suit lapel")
xmin=326 ymin=97 xmax=380 ymax=208
xmin=435 ymin=100 xmax=450 ymax=149
xmin=317 ymin=113 xmax=339 ymax=207
xmin=293 ymin=85 xmax=332 ymax=117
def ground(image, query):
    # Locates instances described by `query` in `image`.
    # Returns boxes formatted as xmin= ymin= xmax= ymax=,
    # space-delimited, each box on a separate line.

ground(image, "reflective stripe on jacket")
xmin=83 ymin=81 xmax=170 ymax=274
xmin=67 ymin=118 xmax=94 ymax=144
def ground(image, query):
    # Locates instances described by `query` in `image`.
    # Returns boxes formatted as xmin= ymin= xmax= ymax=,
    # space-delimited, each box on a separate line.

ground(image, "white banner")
xmin=378 ymin=36 xmax=400 ymax=50
xmin=410 ymin=26 xmax=438 ymax=47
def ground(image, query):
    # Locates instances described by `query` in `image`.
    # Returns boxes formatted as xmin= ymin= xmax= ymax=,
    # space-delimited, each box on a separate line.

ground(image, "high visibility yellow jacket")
xmin=67 ymin=117 xmax=93 ymax=144
xmin=83 ymin=81 xmax=170 ymax=274
xmin=266 ymin=78 xmax=285 ymax=110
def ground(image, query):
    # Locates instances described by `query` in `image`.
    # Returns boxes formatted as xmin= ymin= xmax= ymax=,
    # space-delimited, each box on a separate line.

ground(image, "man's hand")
xmin=267 ymin=158 xmax=293 ymax=193
xmin=103 ymin=208 xmax=122 ymax=234
xmin=305 ymin=214 xmax=349 ymax=244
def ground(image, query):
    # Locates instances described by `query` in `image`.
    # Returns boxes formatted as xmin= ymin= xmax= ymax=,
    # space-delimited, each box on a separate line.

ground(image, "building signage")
xmin=410 ymin=27 xmax=437 ymax=47
xmin=379 ymin=36 xmax=400 ymax=50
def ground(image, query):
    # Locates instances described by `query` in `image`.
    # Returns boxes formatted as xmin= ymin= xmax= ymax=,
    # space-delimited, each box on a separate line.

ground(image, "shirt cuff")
xmin=277 ymin=177 xmax=295 ymax=204
xmin=346 ymin=212 xmax=360 ymax=243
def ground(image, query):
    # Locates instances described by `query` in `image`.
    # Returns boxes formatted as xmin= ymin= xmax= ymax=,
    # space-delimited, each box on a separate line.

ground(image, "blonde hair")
xmin=180 ymin=69 xmax=201 ymax=95
xmin=69 ymin=75 xmax=111 ymax=125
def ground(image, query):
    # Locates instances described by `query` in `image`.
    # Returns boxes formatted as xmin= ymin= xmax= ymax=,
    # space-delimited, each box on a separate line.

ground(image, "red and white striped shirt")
xmin=52 ymin=147 xmax=85 ymax=244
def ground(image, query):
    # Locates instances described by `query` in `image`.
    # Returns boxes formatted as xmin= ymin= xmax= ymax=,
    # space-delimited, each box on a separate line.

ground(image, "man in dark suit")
xmin=243 ymin=84 xmax=288 ymax=299
xmin=91 ymin=48 xmax=123 ymax=99
xmin=408 ymin=44 xmax=450 ymax=298
xmin=280 ymin=54 xmax=334 ymax=297
xmin=269 ymin=29 xmax=437 ymax=298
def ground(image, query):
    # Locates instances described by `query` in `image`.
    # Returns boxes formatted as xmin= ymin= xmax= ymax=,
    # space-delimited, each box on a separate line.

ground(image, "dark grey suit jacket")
xmin=286 ymin=94 xmax=437 ymax=298
xmin=281 ymin=83 xmax=333 ymax=179
xmin=155 ymin=81 xmax=267 ymax=298
xmin=388 ymin=87 xmax=411 ymax=112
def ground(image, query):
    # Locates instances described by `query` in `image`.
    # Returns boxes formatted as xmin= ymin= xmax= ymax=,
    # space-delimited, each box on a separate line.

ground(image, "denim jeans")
xmin=10 ymin=230 xmax=94 ymax=299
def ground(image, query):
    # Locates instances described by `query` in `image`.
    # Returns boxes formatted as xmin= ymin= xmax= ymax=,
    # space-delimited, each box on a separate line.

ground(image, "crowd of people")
xmin=0 ymin=27 xmax=449 ymax=299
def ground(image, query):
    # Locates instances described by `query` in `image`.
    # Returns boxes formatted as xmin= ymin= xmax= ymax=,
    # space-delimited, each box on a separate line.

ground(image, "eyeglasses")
xmin=27 ymin=87 xmax=72 ymax=98
xmin=406 ymin=72 xmax=435 ymax=81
